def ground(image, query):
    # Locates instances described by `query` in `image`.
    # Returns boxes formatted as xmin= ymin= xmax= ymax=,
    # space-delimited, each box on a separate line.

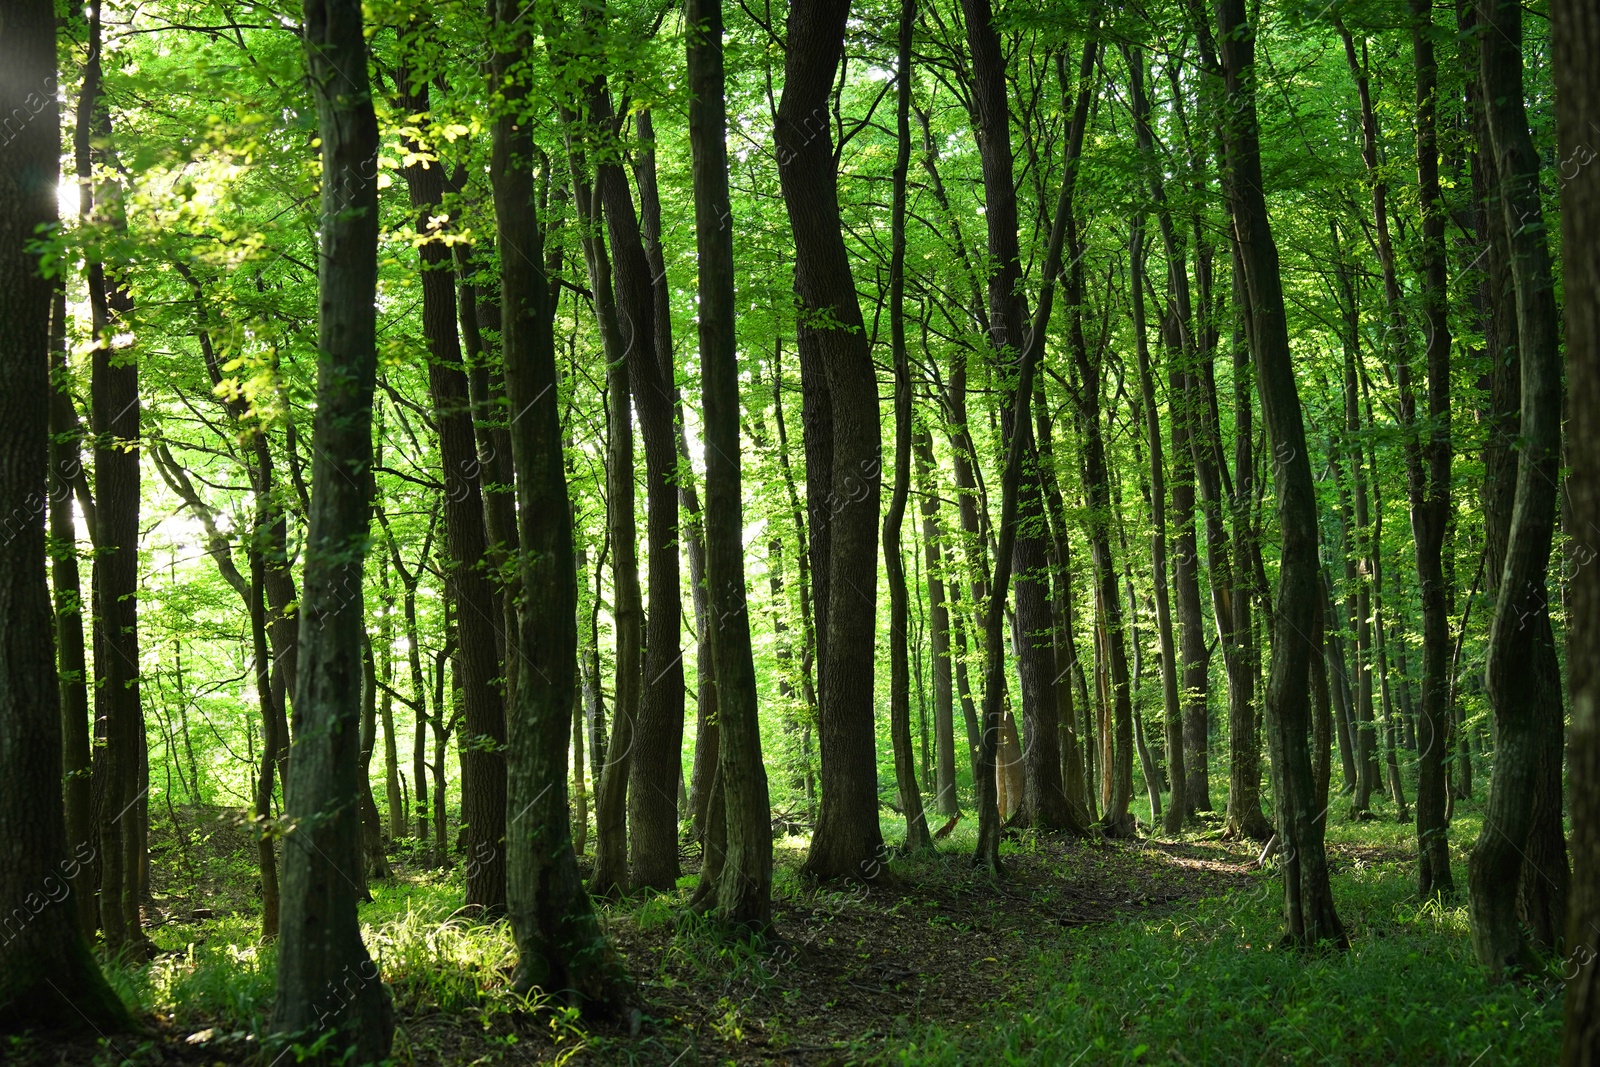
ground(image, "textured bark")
xmin=1218 ymin=0 xmax=1345 ymax=948
xmin=0 ymin=0 xmax=131 ymax=1026
xmin=586 ymin=86 xmax=685 ymax=894
xmin=560 ymin=127 xmax=640 ymax=901
xmin=958 ymin=0 xmax=1074 ymax=834
xmin=78 ymin=0 xmax=147 ymax=953
xmin=1467 ymin=0 xmax=1569 ymax=978
xmin=914 ymin=428 xmax=958 ymax=815
xmin=777 ymin=0 xmax=885 ymax=882
xmin=685 ymin=0 xmax=774 ymax=927
xmin=1555 ymin=0 xmax=1600 ymax=1056
xmin=269 ymin=0 xmax=393 ymax=1056
xmin=970 ymin=29 xmax=1095 ymax=868
xmin=1129 ymin=196 xmax=1185 ymax=834
xmin=493 ymin=0 xmax=626 ymax=1012
xmin=883 ymin=0 xmax=931 ymax=853
xmin=396 ymin=66 xmax=507 ymax=913
xmin=248 ymin=552 xmax=281 ymax=940
xmin=48 ymin=291 xmax=96 ymax=938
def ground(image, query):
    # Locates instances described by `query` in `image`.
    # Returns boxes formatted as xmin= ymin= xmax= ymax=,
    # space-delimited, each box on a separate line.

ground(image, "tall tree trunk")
xmin=493 ymin=0 xmax=626 ymax=1009
xmin=396 ymin=60 xmax=508 ymax=914
xmin=1467 ymin=0 xmax=1569 ymax=978
xmin=1218 ymin=0 xmax=1346 ymax=948
xmin=914 ymin=428 xmax=959 ymax=815
xmin=585 ymin=86 xmax=685 ymax=894
xmin=971 ymin=28 xmax=1096 ymax=868
xmin=1129 ymin=196 xmax=1186 ymax=834
xmin=269 ymin=0 xmax=393 ymax=1056
xmin=48 ymin=291 xmax=96 ymax=938
xmin=0 ymin=1 xmax=131 ymax=1022
xmin=78 ymin=0 xmax=147 ymax=954
xmin=777 ymin=0 xmax=885 ymax=882
xmin=1554 ymin=0 xmax=1600 ymax=1056
xmin=249 ymin=551 xmax=282 ymax=940
xmin=561 ymin=129 xmax=641 ymax=901
xmin=883 ymin=0 xmax=931 ymax=854
xmin=684 ymin=0 xmax=775 ymax=928
xmin=959 ymin=0 xmax=1081 ymax=834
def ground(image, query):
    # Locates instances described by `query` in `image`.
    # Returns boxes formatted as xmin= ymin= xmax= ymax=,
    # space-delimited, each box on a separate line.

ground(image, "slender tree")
xmin=685 ymin=0 xmax=774 ymax=927
xmin=493 ymin=0 xmax=627 ymax=1007
xmin=1554 ymin=0 xmax=1600 ymax=1057
xmin=0 ymin=0 xmax=131 ymax=1028
xmin=268 ymin=0 xmax=393 ymax=1056
xmin=1217 ymin=0 xmax=1345 ymax=948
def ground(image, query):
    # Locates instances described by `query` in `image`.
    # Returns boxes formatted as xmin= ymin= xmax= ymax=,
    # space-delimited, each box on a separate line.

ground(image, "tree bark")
xmin=883 ymin=0 xmax=931 ymax=854
xmin=493 ymin=0 xmax=627 ymax=1010
xmin=1467 ymin=0 xmax=1569 ymax=978
xmin=777 ymin=0 xmax=886 ymax=882
xmin=1554 ymin=0 xmax=1600 ymax=1056
xmin=1218 ymin=0 xmax=1345 ymax=948
xmin=395 ymin=61 xmax=508 ymax=914
xmin=684 ymin=0 xmax=775 ymax=928
xmin=269 ymin=0 xmax=393 ymax=1056
xmin=0 ymin=0 xmax=131 ymax=1024
xmin=914 ymin=428 xmax=959 ymax=816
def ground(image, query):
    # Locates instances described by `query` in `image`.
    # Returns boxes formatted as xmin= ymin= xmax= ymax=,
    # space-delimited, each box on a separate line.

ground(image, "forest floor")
xmin=5 ymin=794 xmax=1569 ymax=1066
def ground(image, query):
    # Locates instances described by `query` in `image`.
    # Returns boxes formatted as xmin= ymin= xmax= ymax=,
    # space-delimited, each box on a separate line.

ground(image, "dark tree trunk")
xmin=959 ymin=0 xmax=1072 ymax=835
xmin=883 ymin=0 xmax=931 ymax=854
xmin=396 ymin=64 xmax=507 ymax=914
xmin=1554 ymin=0 xmax=1600 ymax=1056
xmin=77 ymin=0 xmax=147 ymax=954
xmin=777 ymin=0 xmax=885 ymax=882
xmin=358 ymin=638 xmax=390 ymax=884
xmin=248 ymin=551 xmax=282 ymax=940
xmin=914 ymin=428 xmax=959 ymax=816
xmin=560 ymin=129 xmax=641 ymax=901
xmin=1467 ymin=0 xmax=1569 ymax=978
xmin=586 ymin=86 xmax=685 ymax=894
xmin=493 ymin=0 xmax=626 ymax=1010
xmin=1218 ymin=0 xmax=1345 ymax=948
xmin=268 ymin=0 xmax=393 ymax=1058
xmin=0 ymin=1 xmax=130 ymax=1023
xmin=1129 ymin=200 xmax=1186 ymax=834
xmin=48 ymin=291 xmax=96 ymax=938
xmin=684 ymin=0 xmax=774 ymax=928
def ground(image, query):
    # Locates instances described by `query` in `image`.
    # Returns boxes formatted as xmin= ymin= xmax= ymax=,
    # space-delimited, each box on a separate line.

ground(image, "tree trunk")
xmin=269 ymin=0 xmax=393 ymax=1056
xmin=48 ymin=290 xmax=96 ymax=938
xmin=684 ymin=0 xmax=775 ymax=928
xmin=882 ymin=0 xmax=931 ymax=854
xmin=777 ymin=0 xmax=886 ymax=882
xmin=78 ymin=0 xmax=147 ymax=954
xmin=1129 ymin=194 xmax=1186 ymax=833
xmin=561 ymin=129 xmax=641 ymax=901
xmin=914 ymin=428 xmax=959 ymax=816
xmin=0 ymin=2 xmax=131 ymax=1022
xmin=1468 ymin=0 xmax=1569 ymax=978
xmin=493 ymin=0 xmax=626 ymax=1010
xmin=394 ymin=61 xmax=508 ymax=913
xmin=1554 ymin=0 xmax=1600 ymax=1055
xmin=1218 ymin=0 xmax=1345 ymax=948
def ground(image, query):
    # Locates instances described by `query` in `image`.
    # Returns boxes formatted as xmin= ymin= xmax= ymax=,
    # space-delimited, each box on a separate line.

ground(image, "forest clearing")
xmin=1 ymin=0 xmax=1598 ymax=1063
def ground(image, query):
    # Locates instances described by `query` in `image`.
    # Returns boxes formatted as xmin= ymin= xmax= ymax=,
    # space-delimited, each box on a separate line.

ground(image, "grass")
xmin=62 ymin=782 xmax=1566 ymax=1066
xmin=883 ymin=794 xmax=1565 ymax=1066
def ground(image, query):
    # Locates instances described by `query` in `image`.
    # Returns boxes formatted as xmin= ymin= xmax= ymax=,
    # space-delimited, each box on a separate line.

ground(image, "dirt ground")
xmin=10 ymin=819 xmax=1262 ymax=1066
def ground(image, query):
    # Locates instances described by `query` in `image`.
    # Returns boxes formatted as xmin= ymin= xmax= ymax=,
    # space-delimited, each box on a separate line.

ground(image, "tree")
xmin=685 ymin=0 xmax=774 ymax=928
xmin=1217 ymin=0 xmax=1345 ymax=949
xmin=1466 ymin=0 xmax=1569 ymax=977
xmin=493 ymin=0 xmax=627 ymax=1009
xmin=777 ymin=0 xmax=886 ymax=882
xmin=268 ymin=0 xmax=393 ymax=1056
xmin=1554 ymin=0 xmax=1600 ymax=1056
xmin=0 ymin=0 xmax=132 ymax=1030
